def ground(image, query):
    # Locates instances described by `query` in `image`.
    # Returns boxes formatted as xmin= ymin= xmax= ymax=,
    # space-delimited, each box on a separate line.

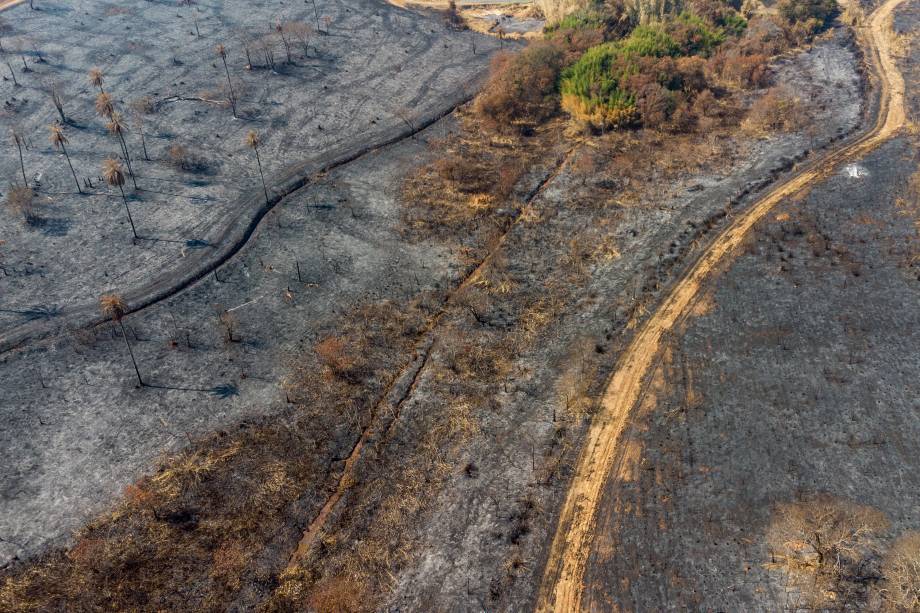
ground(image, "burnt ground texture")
xmin=0 ymin=13 xmax=867 ymax=594
xmin=578 ymin=6 xmax=920 ymax=609
xmin=0 ymin=0 xmax=498 ymax=347
xmin=0 ymin=2 xmax=899 ymax=611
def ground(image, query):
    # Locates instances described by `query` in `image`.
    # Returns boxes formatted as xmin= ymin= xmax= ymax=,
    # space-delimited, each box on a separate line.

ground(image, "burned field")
xmin=0 ymin=0 xmax=498 ymax=345
xmin=0 ymin=0 xmax=910 ymax=609
xmin=579 ymin=134 xmax=920 ymax=612
xmin=575 ymin=4 xmax=920 ymax=607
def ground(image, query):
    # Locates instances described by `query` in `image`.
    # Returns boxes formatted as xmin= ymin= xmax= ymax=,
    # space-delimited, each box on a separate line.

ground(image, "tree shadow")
xmin=0 ymin=305 xmax=62 ymax=321
xmin=143 ymin=381 xmax=239 ymax=399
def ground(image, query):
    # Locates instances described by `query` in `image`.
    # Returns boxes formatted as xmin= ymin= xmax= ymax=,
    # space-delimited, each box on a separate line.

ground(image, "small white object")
xmin=844 ymin=163 xmax=868 ymax=179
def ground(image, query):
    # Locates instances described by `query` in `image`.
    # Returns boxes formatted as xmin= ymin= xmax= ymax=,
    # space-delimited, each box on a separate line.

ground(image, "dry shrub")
xmin=0 ymin=297 xmax=435 ymax=613
xmin=433 ymin=154 xmax=492 ymax=194
xmin=168 ymin=144 xmax=210 ymax=173
xmin=475 ymin=41 xmax=565 ymax=131
xmin=879 ymin=531 xmax=920 ymax=611
xmin=307 ymin=575 xmax=369 ymax=613
xmin=767 ymin=493 xmax=889 ymax=609
xmin=713 ymin=49 xmax=770 ymax=88
xmin=742 ymin=86 xmax=807 ymax=134
xmin=4 ymin=185 xmax=35 ymax=225
xmin=315 ymin=335 xmax=365 ymax=382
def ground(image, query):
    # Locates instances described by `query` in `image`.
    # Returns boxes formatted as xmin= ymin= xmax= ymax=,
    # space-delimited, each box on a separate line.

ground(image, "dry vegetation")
xmin=0 ymin=0 xmax=860 ymax=609
xmin=766 ymin=494 xmax=920 ymax=610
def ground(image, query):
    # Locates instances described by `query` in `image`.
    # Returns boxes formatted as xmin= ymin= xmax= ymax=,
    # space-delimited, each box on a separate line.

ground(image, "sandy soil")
xmin=536 ymin=0 xmax=910 ymax=610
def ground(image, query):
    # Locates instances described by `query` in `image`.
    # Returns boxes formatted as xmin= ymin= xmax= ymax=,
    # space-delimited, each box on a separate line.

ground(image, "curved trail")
xmin=536 ymin=1 xmax=908 ymax=610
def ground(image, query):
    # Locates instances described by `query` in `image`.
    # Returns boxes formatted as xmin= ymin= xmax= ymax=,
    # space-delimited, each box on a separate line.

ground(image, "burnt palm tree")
xmin=245 ymin=130 xmax=269 ymax=203
xmin=99 ymin=293 xmax=144 ymax=386
xmin=106 ymin=112 xmax=137 ymax=188
xmin=215 ymin=44 xmax=237 ymax=118
xmin=88 ymin=67 xmax=105 ymax=93
xmin=95 ymin=91 xmax=114 ymax=119
xmin=102 ymin=158 xmax=138 ymax=239
xmin=49 ymin=124 xmax=81 ymax=193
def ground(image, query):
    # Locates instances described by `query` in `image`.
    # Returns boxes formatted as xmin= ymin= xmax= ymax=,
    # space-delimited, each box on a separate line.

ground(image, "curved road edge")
xmin=535 ymin=0 xmax=909 ymax=610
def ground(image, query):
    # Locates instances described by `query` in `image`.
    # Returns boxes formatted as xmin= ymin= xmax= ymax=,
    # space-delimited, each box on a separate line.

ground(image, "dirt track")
xmin=535 ymin=0 xmax=909 ymax=609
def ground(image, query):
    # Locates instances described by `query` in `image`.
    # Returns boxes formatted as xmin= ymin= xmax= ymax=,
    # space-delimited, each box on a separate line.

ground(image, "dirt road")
xmin=535 ymin=0 xmax=909 ymax=610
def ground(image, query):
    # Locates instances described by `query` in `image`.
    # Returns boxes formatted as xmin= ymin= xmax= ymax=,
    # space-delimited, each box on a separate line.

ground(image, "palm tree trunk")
xmin=117 ymin=320 xmax=144 ymax=386
xmin=221 ymin=56 xmax=237 ymax=118
xmin=118 ymin=132 xmax=138 ymax=189
xmin=254 ymin=147 xmax=268 ymax=203
xmin=60 ymin=142 xmax=82 ymax=193
xmin=14 ymin=138 xmax=26 ymax=186
xmin=118 ymin=184 xmax=138 ymax=239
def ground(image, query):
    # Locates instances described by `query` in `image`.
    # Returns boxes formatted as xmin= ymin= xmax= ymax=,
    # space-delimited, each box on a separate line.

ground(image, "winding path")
xmin=535 ymin=1 xmax=909 ymax=610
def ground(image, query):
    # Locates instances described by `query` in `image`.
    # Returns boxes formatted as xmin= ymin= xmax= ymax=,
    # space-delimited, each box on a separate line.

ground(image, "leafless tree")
xmin=99 ymin=293 xmax=144 ymax=386
xmin=215 ymin=43 xmax=237 ymax=117
xmin=102 ymin=158 xmax=138 ymax=239
xmin=767 ymin=494 xmax=888 ymax=610
xmin=218 ymin=309 xmax=239 ymax=343
xmin=286 ymin=21 xmax=312 ymax=56
xmin=49 ymin=124 xmax=81 ymax=193
xmin=878 ymin=531 xmax=920 ymax=610
xmin=257 ymin=34 xmax=277 ymax=71
xmin=6 ymin=61 xmax=17 ymax=86
xmin=128 ymin=99 xmax=151 ymax=161
xmin=50 ymin=81 xmax=66 ymax=123
xmin=11 ymin=130 xmax=27 ymax=186
xmin=276 ymin=22 xmax=293 ymax=63
xmin=245 ymin=130 xmax=269 ymax=203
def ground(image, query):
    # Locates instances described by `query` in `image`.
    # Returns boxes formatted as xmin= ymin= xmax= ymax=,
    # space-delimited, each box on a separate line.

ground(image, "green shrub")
xmin=719 ymin=11 xmax=748 ymax=37
xmin=670 ymin=12 xmax=727 ymax=56
xmin=559 ymin=43 xmax=638 ymax=127
xmin=620 ymin=24 xmax=681 ymax=56
xmin=545 ymin=9 xmax=607 ymax=33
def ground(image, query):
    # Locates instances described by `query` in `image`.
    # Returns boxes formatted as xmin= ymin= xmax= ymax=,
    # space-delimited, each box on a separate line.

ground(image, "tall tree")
xmin=102 ymin=158 xmax=138 ymax=240
xmin=245 ymin=130 xmax=269 ymax=204
xmin=215 ymin=44 xmax=237 ymax=118
xmin=99 ymin=293 xmax=144 ymax=387
xmin=49 ymin=124 xmax=81 ymax=193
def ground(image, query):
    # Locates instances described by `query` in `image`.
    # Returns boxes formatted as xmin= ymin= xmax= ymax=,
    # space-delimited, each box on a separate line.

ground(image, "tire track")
xmin=536 ymin=0 xmax=908 ymax=609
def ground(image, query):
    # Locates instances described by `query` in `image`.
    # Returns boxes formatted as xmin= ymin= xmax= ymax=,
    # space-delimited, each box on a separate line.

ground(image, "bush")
xmin=670 ymin=12 xmax=727 ymax=56
xmin=620 ymin=24 xmax=680 ymax=57
xmin=4 ymin=185 xmax=35 ymax=224
xmin=714 ymin=48 xmax=770 ymax=87
xmin=777 ymin=0 xmax=838 ymax=29
xmin=168 ymin=144 xmax=210 ymax=173
xmin=474 ymin=41 xmax=566 ymax=130
xmin=743 ymin=86 xmax=807 ymax=133
xmin=559 ymin=42 xmax=638 ymax=128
